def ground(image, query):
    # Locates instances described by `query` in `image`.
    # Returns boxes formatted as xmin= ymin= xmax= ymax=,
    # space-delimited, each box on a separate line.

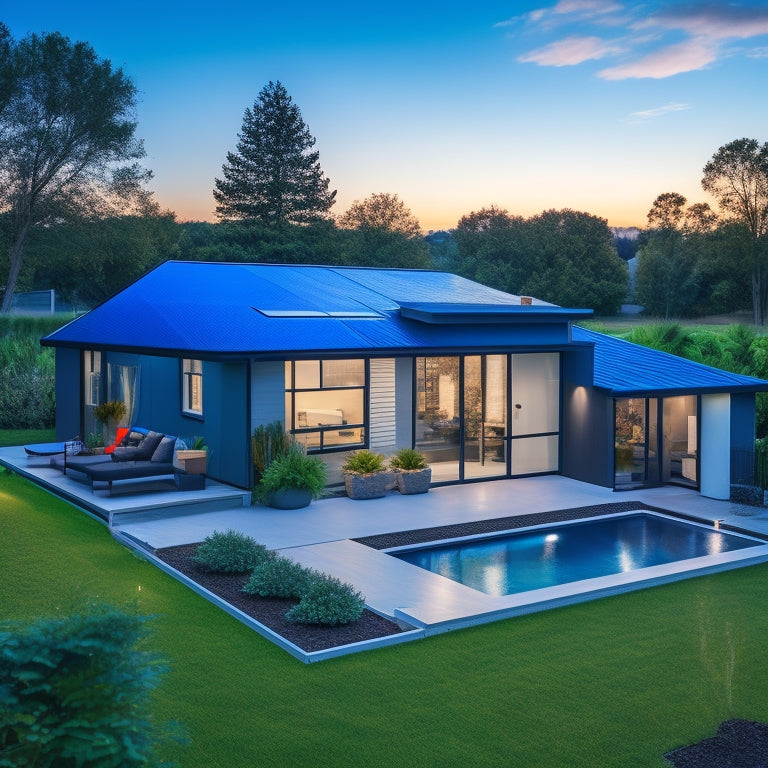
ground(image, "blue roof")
xmin=42 ymin=262 xmax=768 ymax=396
xmin=573 ymin=326 xmax=768 ymax=395
xmin=43 ymin=262 xmax=587 ymax=356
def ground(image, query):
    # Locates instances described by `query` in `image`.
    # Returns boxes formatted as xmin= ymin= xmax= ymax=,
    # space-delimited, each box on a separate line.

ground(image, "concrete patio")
xmin=4 ymin=443 xmax=768 ymax=646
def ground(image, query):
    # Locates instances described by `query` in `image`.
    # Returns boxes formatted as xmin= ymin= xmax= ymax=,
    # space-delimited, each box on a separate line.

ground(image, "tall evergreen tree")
xmin=213 ymin=81 xmax=336 ymax=226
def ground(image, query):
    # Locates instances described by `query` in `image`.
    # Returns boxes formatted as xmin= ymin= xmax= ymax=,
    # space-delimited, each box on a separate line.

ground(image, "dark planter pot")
xmin=268 ymin=488 xmax=313 ymax=509
xmin=394 ymin=467 xmax=432 ymax=495
xmin=344 ymin=471 xmax=393 ymax=500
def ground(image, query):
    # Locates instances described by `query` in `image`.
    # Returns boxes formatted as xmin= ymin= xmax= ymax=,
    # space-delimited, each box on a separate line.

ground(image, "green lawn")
xmin=3 ymin=470 xmax=768 ymax=767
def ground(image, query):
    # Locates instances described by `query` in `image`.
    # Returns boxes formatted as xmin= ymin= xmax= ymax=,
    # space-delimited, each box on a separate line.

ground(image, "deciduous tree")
xmin=636 ymin=193 xmax=701 ymax=317
xmin=214 ymin=81 xmax=336 ymax=226
xmin=702 ymin=138 xmax=768 ymax=324
xmin=337 ymin=192 xmax=430 ymax=268
xmin=0 ymin=26 xmax=154 ymax=312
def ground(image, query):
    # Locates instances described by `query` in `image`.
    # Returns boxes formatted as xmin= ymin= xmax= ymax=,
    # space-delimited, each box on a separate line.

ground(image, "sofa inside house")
xmin=50 ymin=428 xmax=204 ymax=495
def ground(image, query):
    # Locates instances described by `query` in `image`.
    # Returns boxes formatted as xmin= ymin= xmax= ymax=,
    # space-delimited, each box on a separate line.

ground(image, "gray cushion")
xmin=111 ymin=446 xmax=143 ymax=462
xmin=151 ymin=435 xmax=176 ymax=463
xmin=120 ymin=429 xmax=147 ymax=447
xmin=134 ymin=430 xmax=164 ymax=460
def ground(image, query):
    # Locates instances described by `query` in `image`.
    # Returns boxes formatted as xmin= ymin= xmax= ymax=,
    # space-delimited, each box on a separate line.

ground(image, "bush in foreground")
xmin=192 ymin=529 xmax=273 ymax=573
xmin=0 ymin=604 xmax=178 ymax=767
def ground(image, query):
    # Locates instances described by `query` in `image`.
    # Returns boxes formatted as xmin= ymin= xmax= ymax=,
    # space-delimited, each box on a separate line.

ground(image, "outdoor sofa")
xmin=50 ymin=428 xmax=202 ymax=495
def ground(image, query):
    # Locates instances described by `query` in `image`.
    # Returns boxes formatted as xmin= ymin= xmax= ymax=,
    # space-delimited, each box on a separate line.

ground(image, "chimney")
xmin=520 ymin=296 xmax=533 ymax=306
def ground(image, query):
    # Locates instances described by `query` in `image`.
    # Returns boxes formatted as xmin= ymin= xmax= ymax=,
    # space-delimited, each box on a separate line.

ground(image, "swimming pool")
xmin=390 ymin=512 xmax=764 ymax=597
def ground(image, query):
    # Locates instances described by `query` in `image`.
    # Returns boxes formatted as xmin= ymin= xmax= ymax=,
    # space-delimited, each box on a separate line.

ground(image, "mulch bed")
xmin=665 ymin=719 xmax=768 ymax=767
xmin=153 ymin=543 xmax=404 ymax=653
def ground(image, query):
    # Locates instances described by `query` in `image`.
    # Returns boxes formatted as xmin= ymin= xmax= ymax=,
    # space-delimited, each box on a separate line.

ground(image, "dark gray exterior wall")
xmin=54 ymin=347 xmax=81 ymax=442
xmin=730 ymin=392 xmax=756 ymax=449
xmin=561 ymin=344 xmax=614 ymax=488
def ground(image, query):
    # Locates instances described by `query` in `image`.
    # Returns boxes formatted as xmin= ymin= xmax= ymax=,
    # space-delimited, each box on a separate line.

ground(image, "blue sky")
xmin=4 ymin=1 xmax=768 ymax=231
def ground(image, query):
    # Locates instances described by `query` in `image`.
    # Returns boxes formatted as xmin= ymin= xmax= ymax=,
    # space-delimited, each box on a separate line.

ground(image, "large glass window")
xmin=182 ymin=359 xmax=203 ymax=416
xmin=285 ymin=359 xmax=366 ymax=452
xmin=663 ymin=395 xmax=698 ymax=486
xmin=415 ymin=357 xmax=460 ymax=482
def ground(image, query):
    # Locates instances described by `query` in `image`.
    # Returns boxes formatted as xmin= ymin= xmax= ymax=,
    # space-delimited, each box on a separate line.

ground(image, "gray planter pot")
xmin=268 ymin=488 xmax=313 ymax=509
xmin=394 ymin=467 xmax=432 ymax=495
xmin=344 ymin=471 xmax=393 ymax=500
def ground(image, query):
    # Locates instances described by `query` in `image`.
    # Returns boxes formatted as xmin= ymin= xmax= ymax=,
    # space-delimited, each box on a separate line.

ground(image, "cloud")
xmin=496 ymin=0 xmax=621 ymax=29
xmin=511 ymin=0 xmax=768 ymax=79
xmin=625 ymin=102 xmax=691 ymax=123
xmin=549 ymin=0 xmax=623 ymax=17
xmin=599 ymin=38 xmax=718 ymax=79
xmin=649 ymin=3 xmax=768 ymax=41
xmin=518 ymin=35 xmax=623 ymax=65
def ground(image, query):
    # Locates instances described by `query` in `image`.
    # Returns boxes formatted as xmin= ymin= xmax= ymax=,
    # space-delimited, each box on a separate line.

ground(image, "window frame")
xmin=285 ymin=358 xmax=368 ymax=453
xmin=181 ymin=358 xmax=204 ymax=418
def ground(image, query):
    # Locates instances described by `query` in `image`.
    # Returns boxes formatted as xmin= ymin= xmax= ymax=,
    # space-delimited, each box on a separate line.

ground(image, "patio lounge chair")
xmin=50 ymin=429 xmax=202 ymax=495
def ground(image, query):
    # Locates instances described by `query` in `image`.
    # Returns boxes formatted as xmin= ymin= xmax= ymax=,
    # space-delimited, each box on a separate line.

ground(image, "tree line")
xmin=635 ymin=139 xmax=768 ymax=323
xmin=1 ymin=26 xmax=765 ymax=321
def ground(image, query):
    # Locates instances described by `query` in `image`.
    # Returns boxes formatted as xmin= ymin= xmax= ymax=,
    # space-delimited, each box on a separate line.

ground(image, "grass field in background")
xmin=0 ymin=429 xmax=56 ymax=448
xmin=3 ymin=470 xmax=768 ymax=767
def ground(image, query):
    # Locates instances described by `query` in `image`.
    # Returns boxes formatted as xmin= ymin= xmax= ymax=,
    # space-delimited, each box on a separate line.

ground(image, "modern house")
xmin=42 ymin=261 xmax=768 ymax=500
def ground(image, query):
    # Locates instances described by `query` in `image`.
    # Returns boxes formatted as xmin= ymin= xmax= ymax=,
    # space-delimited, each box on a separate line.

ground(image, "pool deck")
xmin=5 ymin=443 xmax=768 ymax=639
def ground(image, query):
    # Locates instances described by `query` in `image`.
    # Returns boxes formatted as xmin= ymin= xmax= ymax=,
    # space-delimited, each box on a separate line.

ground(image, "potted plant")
xmin=84 ymin=432 xmax=105 ymax=455
xmin=254 ymin=446 xmax=327 ymax=509
xmin=389 ymin=448 xmax=431 ymax=494
xmin=341 ymin=449 xmax=393 ymax=500
xmin=93 ymin=399 xmax=127 ymax=445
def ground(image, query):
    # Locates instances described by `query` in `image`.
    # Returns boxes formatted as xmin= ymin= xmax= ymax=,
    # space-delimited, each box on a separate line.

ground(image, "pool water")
xmin=391 ymin=513 xmax=762 ymax=597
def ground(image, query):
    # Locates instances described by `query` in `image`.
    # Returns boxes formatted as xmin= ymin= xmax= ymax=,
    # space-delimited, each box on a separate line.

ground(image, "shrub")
xmin=0 ymin=604 xmax=178 ymax=767
xmin=252 ymin=421 xmax=294 ymax=481
xmin=0 ymin=339 xmax=55 ymax=429
xmin=191 ymin=529 xmax=273 ymax=573
xmin=389 ymin=448 xmax=428 ymax=471
xmin=341 ymin=449 xmax=387 ymax=475
xmin=242 ymin=555 xmax=315 ymax=599
xmin=285 ymin=575 xmax=366 ymax=626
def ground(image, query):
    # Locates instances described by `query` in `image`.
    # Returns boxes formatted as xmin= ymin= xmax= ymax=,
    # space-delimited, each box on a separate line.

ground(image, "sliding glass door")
xmin=463 ymin=355 xmax=508 ymax=480
xmin=615 ymin=396 xmax=696 ymax=489
xmin=415 ymin=353 xmax=560 ymax=483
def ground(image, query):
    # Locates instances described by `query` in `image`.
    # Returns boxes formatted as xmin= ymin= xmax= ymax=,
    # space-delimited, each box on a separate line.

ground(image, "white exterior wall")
xmin=700 ymin=393 xmax=731 ymax=500
xmin=369 ymin=358 xmax=397 ymax=454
